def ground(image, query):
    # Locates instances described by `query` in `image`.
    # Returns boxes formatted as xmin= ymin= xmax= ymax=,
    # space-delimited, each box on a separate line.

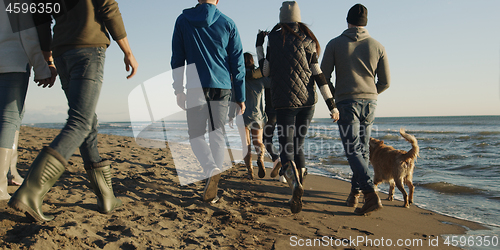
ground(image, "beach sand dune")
xmin=0 ymin=126 xmax=487 ymax=249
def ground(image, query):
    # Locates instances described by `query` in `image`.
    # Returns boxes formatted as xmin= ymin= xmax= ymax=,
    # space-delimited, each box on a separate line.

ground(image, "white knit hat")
xmin=279 ymin=1 xmax=301 ymax=23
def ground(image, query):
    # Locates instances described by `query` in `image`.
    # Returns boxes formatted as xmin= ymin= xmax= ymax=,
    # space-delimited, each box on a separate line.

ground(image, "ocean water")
xmin=29 ymin=115 xmax=500 ymax=248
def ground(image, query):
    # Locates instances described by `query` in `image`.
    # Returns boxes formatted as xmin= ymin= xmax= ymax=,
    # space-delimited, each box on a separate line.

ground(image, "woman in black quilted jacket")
xmin=256 ymin=1 xmax=338 ymax=213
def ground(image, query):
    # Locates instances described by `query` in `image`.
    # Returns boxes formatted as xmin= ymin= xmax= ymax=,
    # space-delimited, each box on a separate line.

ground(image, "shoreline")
xmin=0 ymin=126 xmax=492 ymax=249
xmin=297 ymin=170 xmax=500 ymax=231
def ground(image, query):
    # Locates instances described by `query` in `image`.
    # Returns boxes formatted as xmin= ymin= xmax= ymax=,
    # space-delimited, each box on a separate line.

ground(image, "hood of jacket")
xmin=342 ymin=27 xmax=370 ymax=42
xmin=182 ymin=3 xmax=221 ymax=28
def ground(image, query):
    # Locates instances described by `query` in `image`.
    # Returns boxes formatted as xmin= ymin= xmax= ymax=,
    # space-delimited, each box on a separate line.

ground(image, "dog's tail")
xmin=400 ymin=128 xmax=419 ymax=161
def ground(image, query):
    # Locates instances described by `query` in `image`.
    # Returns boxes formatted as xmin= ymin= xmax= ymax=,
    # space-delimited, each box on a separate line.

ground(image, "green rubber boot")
xmin=0 ymin=148 xmax=13 ymax=200
xmin=85 ymin=161 xmax=122 ymax=214
xmin=8 ymin=131 xmax=24 ymax=186
xmin=8 ymin=147 xmax=66 ymax=222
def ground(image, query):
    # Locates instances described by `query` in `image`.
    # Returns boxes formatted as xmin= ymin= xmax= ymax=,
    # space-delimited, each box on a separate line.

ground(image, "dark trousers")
xmin=276 ymin=106 xmax=315 ymax=170
xmin=263 ymin=109 xmax=279 ymax=162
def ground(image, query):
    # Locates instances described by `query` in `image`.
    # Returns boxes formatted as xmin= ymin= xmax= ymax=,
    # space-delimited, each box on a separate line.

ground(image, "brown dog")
xmin=369 ymin=128 xmax=419 ymax=208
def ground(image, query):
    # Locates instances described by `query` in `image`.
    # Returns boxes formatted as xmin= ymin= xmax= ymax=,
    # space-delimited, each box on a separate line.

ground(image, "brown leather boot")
xmin=346 ymin=189 xmax=361 ymax=207
xmin=354 ymin=191 xmax=383 ymax=215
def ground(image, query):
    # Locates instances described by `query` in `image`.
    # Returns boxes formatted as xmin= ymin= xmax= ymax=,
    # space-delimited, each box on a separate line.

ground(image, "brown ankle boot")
xmin=354 ymin=191 xmax=382 ymax=215
xmin=346 ymin=189 xmax=361 ymax=207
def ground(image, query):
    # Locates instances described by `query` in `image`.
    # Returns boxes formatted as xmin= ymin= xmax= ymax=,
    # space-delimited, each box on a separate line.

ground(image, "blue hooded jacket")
xmin=171 ymin=3 xmax=245 ymax=103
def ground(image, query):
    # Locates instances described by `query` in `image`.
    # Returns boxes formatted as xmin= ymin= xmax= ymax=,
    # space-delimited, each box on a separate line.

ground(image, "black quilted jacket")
xmin=267 ymin=24 xmax=318 ymax=109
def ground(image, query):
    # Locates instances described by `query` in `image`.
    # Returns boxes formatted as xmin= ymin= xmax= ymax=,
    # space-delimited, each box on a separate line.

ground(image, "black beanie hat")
xmin=347 ymin=3 xmax=368 ymax=26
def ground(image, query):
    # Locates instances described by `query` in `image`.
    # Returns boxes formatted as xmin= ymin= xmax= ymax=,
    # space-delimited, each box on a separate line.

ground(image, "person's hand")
xmin=256 ymin=30 xmax=267 ymax=47
xmin=124 ymin=53 xmax=138 ymax=79
xmin=176 ymin=92 xmax=187 ymax=110
xmin=237 ymin=102 xmax=246 ymax=115
xmin=330 ymin=108 xmax=340 ymax=122
xmin=115 ymin=37 xmax=138 ymax=79
xmin=36 ymin=65 xmax=57 ymax=88
xmin=47 ymin=65 xmax=57 ymax=87
xmin=36 ymin=78 xmax=52 ymax=88
xmin=228 ymin=118 xmax=234 ymax=129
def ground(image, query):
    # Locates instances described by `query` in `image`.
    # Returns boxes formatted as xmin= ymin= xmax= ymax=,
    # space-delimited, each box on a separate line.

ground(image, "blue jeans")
xmin=0 ymin=71 xmax=29 ymax=148
xmin=276 ymin=106 xmax=315 ymax=171
xmin=186 ymin=88 xmax=231 ymax=173
xmin=49 ymin=47 xmax=105 ymax=164
xmin=337 ymin=99 xmax=377 ymax=192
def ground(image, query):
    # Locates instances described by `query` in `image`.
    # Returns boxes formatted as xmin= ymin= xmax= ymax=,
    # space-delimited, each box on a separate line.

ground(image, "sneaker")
xmin=283 ymin=163 xmax=304 ymax=214
xmin=279 ymin=175 xmax=287 ymax=184
xmin=202 ymin=168 xmax=221 ymax=203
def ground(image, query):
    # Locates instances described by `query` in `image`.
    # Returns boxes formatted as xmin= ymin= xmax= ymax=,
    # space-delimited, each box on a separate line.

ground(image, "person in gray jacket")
xmin=321 ymin=3 xmax=390 ymax=216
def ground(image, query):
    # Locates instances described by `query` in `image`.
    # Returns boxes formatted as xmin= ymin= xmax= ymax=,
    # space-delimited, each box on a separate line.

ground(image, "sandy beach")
xmin=0 ymin=126 xmax=489 ymax=250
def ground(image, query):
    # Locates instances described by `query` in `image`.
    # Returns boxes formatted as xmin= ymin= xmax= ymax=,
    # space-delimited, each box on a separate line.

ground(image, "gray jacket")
xmin=243 ymin=68 xmax=268 ymax=128
xmin=321 ymin=27 xmax=390 ymax=103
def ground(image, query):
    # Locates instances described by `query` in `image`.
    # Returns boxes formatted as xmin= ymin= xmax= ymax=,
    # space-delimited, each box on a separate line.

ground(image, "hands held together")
xmin=35 ymin=64 xmax=57 ymax=88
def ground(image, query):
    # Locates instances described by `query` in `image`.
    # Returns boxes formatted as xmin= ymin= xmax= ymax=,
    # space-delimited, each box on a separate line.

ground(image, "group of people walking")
xmin=1 ymin=0 xmax=390 ymax=223
xmin=172 ymin=0 xmax=390 ymax=215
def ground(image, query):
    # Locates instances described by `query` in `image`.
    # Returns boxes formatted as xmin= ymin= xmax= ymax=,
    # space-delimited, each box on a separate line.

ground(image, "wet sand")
xmin=0 ymin=126 xmax=488 ymax=249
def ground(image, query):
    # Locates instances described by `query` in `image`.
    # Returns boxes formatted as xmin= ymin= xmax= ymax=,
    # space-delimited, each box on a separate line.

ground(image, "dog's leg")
xmin=395 ymin=178 xmax=409 ymax=208
xmin=388 ymin=180 xmax=395 ymax=201
xmin=405 ymin=178 xmax=414 ymax=205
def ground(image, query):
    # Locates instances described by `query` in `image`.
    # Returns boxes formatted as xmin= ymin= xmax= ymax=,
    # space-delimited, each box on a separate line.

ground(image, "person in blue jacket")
xmin=171 ymin=0 xmax=246 ymax=203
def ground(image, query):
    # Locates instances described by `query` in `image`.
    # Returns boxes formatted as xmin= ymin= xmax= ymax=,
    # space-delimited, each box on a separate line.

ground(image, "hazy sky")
xmin=21 ymin=0 xmax=500 ymax=123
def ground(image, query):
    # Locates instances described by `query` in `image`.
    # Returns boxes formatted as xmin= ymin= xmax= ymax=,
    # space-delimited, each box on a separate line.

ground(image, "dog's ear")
xmin=370 ymin=138 xmax=383 ymax=145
